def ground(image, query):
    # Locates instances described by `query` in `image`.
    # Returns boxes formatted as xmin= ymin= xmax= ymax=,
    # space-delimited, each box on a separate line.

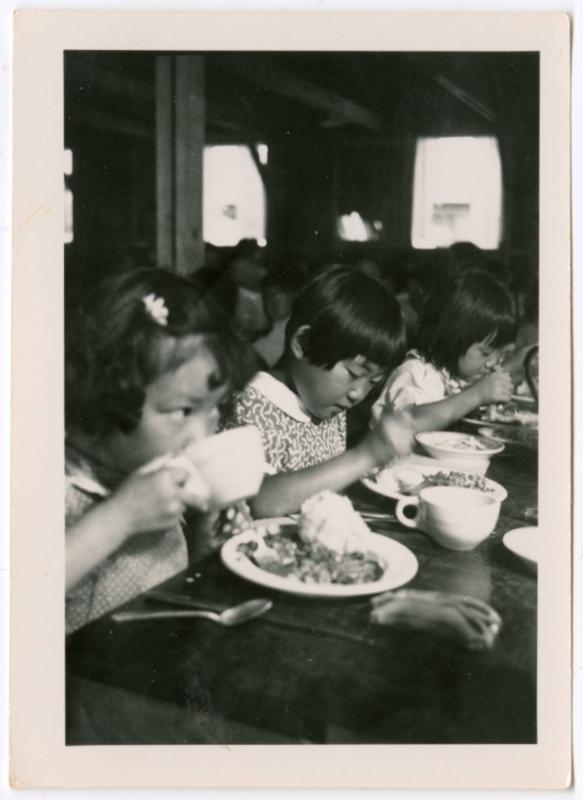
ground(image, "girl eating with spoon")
xmin=372 ymin=269 xmax=517 ymax=432
xmin=224 ymin=264 xmax=415 ymax=518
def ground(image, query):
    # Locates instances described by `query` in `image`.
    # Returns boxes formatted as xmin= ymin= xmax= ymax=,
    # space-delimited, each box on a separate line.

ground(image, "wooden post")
xmin=175 ymin=56 xmax=205 ymax=274
xmin=156 ymin=56 xmax=174 ymax=269
xmin=156 ymin=55 xmax=205 ymax=274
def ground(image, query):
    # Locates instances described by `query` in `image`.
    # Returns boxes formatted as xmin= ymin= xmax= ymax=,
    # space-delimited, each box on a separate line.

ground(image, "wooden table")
xmin=66 ymin=445 xmax=538 ymax=745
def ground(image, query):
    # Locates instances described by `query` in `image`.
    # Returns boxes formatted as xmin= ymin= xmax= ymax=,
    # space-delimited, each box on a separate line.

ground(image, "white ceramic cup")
xmin=181 ymin=425 xmax=265 ymax=510
xmin=395 ymin=486 xmax=501 ymax=550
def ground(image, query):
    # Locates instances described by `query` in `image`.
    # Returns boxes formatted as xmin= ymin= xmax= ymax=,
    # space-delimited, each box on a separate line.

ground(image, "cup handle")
xmin=395 ymin=497 xmax=421 ymax=529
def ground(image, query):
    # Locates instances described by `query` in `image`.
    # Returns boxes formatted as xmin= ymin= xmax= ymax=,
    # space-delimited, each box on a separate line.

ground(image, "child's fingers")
xmin=179 ymin=485 xmax=210 ymax=512
xmin=395 ymin=407 xmax=415 ymax=430
xmin=455 ymin=595 xmax=502 ymax=624
xmin=165 ymin=465 xmax=191 ymax=488
xmin=370 ymin=598 xmax=497 ymax=650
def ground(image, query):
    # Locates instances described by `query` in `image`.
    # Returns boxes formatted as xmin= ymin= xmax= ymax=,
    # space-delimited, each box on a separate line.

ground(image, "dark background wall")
xmin=64 ymin=51 xmax=539 ymax=288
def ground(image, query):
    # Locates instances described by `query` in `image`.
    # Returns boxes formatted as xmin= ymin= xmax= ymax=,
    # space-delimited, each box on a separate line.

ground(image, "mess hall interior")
xmin=65 ymin=50 xmax=541 ymax=746
xmin=64 ymin=50 xmax=539 ymax=295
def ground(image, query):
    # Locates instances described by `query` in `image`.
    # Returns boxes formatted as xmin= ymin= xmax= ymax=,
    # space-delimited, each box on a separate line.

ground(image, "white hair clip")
xmin=142 ymin=293 xmax=169 ymax=327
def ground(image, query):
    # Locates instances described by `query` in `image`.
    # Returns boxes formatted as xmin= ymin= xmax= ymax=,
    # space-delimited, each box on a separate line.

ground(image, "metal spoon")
xmin=111 ymin=598 xmax=273 ymax=626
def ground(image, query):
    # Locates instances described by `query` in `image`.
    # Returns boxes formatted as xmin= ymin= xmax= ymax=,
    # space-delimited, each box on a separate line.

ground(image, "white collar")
xmin=248 ymin=371 xmax=313 ymax=423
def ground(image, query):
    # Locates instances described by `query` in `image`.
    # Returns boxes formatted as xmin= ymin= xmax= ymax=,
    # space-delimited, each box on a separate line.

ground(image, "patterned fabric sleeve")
xmin=228 ymin=386 xmax=288 ymax=473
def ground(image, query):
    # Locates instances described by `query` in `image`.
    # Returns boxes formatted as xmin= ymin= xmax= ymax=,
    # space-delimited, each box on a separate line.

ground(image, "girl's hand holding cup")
xmin=474 ymin=367 xmax=514 ymax=405
xmin=114 ymin=465 xmax=208 ymax=539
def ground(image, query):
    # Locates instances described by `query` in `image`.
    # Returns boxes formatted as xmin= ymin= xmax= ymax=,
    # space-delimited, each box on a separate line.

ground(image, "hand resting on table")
xmin=370 ymin=589 xmax=502 ymax=651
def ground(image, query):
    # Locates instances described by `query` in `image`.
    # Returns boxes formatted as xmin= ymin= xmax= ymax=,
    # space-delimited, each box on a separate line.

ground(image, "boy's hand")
xmin=112 ymin=466 xmax=193 ymax=538
xmin=474 ymin=368 xmax=514 ymax=405
xmin=365 ymin=408 xmax=415 ymax=467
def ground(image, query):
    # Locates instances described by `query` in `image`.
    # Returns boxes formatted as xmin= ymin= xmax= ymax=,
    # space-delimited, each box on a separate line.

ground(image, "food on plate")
xmin=237 ymin=528 xmax=384 ymax=585
xmin=387 ymin=467 xmax=425 ymax=496
xmin=474 ymin=403 xmax=538 ymax=427
xmin=372 ymin=466 xmax=494 ymax=497
xmin=421 ymin=470 xmax=493 ymax=494
xmin=478 ymin=425 xmax=538 ymax=448
xmin=369 ymin=466 xmax=426 ymax=496
xmin=426 ymin=433 xmax=491 ymax=452
xmin=299 ymin=490 xmax=372 ymax=554
xmin=236 ymin=492 xmax=385 ymax=585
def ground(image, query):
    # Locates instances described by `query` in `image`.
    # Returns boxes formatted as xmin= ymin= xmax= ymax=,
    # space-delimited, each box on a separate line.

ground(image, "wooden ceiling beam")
xmin=67 ymin=66 xmax=154 ymax=105
xmin=216 ymin=57 xmax=382 ymax=132
xmin=404 ymin=57 xmax=497 ymax=124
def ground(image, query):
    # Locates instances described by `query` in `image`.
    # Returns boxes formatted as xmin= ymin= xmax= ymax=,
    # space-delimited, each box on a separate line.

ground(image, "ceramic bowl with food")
xmin=416 ymin=431 xmax=505 ymax=475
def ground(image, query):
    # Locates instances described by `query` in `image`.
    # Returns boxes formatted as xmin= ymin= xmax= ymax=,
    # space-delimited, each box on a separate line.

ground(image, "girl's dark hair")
xmin=284 ymin=264 xmax=407 ymax=371
xmin=416 ymin=269 xmax=517 ymax=375
xmin=66 ymin=268 xmax=256 ymax=437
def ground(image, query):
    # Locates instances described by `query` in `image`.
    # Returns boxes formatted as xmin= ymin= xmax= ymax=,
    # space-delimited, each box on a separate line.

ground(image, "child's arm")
xmin=249 ymin=411 xmax=414 ymax=518
xmin=66 ymin=466 xmax=190 ymax=591
xmin=406 ymin=369 xmax=514 ymax=434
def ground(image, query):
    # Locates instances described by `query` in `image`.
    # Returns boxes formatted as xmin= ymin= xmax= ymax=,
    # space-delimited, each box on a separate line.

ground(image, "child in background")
xmin=253 ymin=268 xmax=304 ymax=368
xmin=65 ymin=268 xmax=254 ymax=632
xmin=500 ymin=277 xmax=539 ymax=390
xmin=225 ymin=265 xmax=415 ymax=518
xmin=372 ymin=269 xmax=516 ymax=432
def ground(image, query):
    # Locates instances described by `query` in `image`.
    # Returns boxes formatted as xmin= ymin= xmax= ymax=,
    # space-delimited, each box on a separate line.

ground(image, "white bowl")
xmin=416 ymin=431 xmax=505 ymax=476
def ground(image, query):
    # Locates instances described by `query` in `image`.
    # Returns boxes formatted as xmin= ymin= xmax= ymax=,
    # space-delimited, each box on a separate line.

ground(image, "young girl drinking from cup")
xmin=372 ymin=269 xmax=517 ymax=432
xmin=65 ymin=268 xmax=254 ymax=632
xmin=225 ymin=265 xmax=415 ymax=518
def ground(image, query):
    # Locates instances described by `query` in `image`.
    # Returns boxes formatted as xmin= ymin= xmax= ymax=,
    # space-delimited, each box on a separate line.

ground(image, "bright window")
xmin=411 ymin=137 xmax=503 ymax=250
xmin=337 ymin=211 xmax=380 ymax=242
xmin=203 ymin=145 xmax=267 ymax=247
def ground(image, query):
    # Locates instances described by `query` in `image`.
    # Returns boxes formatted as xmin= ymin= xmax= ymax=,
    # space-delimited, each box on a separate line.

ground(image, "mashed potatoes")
xmin=299 ymin=491 xmax=372 ymax=555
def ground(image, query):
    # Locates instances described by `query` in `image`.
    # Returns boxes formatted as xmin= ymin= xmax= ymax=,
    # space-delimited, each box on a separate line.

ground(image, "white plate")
xmin=477 ymin=425 xmax=538 ymax=449
xmin=461 ymin=415 xmax=526 ymax=429
xmin=362 ymin=465 xmax=507 ymax=503
xmin=461 ymin=409 xmax=538 ymax=429
xmin=460 ymin=415 xmax=492 ymax=428
xmin=221 ymin=523 xmax=418 ymax=598
xmin=511 ymin=393 xmax=536 ymax=405
xmin=502 ymin=526 xmax=538 ymax=570
xmin=461 ymin=416 xmax=531 ymax=430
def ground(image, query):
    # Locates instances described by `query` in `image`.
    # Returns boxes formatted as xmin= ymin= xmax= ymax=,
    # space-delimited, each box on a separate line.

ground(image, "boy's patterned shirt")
xmin=225 ymin=371 xmax=346 ymax=474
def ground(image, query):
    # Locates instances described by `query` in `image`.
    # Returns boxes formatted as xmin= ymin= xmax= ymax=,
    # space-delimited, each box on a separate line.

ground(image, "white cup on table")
xmin=395 ymin=485 xmax=501 ymax=551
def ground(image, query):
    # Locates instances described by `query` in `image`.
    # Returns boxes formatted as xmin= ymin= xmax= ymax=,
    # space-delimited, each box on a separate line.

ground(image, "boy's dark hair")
xmin=285 ymin=264 xmax=407 ymax=371
xmin=416 ymin=269 xmax=517 ymax=376
xmin=66 ymin=268 xmax=256 ymax=437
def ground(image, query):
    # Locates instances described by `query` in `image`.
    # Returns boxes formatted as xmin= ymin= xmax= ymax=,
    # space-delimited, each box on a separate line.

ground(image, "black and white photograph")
xmin=9 ymin=9 xmax=572 ymax=790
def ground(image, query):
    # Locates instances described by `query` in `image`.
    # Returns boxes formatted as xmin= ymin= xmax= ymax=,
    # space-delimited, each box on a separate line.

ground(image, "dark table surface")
xmin=66 ymin=445 xmax=538 ymax=745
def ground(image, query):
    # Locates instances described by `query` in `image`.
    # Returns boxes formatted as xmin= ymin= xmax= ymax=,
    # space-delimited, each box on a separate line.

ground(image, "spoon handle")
xmin=112 ymin=609 xmax=219 ymax=623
